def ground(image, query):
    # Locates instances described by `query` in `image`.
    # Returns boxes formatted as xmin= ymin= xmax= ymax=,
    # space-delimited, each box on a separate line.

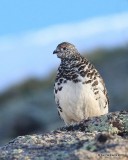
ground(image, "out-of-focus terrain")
xmin=0 ymin=46 xmax=128 ymax=146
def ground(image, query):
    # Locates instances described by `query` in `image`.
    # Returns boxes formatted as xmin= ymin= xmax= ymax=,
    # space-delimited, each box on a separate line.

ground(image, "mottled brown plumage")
xmin=53 ymin=42 xmax=109 ymax=125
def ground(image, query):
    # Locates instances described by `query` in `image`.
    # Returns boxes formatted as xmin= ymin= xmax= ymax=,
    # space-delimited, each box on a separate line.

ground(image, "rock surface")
xmin=0 ymin=111 xmax=128 ymax=160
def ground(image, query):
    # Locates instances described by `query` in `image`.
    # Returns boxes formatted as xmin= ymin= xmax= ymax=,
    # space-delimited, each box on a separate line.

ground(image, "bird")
xmin=53 ymin=42 xmax=109 ymax=125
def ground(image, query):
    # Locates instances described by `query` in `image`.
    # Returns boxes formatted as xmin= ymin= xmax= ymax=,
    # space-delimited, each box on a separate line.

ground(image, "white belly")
xmin=55 ymin=81 xmax=107 ymax=125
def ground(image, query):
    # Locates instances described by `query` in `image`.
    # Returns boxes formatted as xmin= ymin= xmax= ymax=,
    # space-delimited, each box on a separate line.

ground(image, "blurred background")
xmin=0 ymin=0 xmax=128 ymax=146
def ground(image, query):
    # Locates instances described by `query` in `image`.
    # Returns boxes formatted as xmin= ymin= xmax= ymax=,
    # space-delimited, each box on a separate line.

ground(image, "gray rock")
xmin=0 ymin=111 xmax=128 ymax=160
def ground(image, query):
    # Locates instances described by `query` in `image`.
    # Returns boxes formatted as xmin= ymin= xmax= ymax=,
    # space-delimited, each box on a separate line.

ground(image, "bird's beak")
xmin=53 ymin=49 xmax=59 ymax=54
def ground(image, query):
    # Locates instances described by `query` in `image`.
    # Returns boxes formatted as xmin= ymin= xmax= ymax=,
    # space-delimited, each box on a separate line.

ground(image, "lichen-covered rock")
xmin=0 ymin=111 xmax=128 ymax=160
xmin=60 ymin=111 xmax=128 ymax=134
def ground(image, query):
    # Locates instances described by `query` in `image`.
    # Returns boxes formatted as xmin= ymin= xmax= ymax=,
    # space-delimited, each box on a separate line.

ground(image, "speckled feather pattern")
xmin=54 ymin=42 xmax=109 ymax=125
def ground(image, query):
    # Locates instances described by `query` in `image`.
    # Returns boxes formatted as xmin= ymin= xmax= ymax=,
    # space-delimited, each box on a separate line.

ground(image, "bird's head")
xmin=53 ymin=42 xmax=79 ymax=60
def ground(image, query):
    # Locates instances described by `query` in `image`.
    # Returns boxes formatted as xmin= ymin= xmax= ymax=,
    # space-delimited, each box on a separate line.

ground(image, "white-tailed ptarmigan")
xmin=53 ymin=42 xmax=109 ymax=125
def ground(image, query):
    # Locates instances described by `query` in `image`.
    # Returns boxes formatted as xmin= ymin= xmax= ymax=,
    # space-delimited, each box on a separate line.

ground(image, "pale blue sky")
xmin=0 ymin=0 xmax=128 ymax=91
xmin=0 ymin=0 xmax=128 ymax=35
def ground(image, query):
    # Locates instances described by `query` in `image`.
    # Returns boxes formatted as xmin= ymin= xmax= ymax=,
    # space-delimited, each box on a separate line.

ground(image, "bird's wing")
xmin=78 ymin=57 xmax=109 ymax=110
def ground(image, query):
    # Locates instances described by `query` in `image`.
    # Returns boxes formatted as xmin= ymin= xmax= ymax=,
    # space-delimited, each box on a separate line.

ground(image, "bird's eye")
xmin=63 ymin=47 xmax=66 ymax=50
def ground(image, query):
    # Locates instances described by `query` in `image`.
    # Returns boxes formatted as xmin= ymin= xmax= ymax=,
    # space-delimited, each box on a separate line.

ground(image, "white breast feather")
xmin=55 ymin=79 xmax=108 ymax=125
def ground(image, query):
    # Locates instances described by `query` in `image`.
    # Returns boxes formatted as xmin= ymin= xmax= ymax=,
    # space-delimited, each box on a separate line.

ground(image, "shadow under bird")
xmin=53 ymin=42 xmax=109 ymax=125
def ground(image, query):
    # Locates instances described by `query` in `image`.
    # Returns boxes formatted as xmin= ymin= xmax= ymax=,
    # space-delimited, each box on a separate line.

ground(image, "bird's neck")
xmin=61 ymin=55 xmax=83 ymax=68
